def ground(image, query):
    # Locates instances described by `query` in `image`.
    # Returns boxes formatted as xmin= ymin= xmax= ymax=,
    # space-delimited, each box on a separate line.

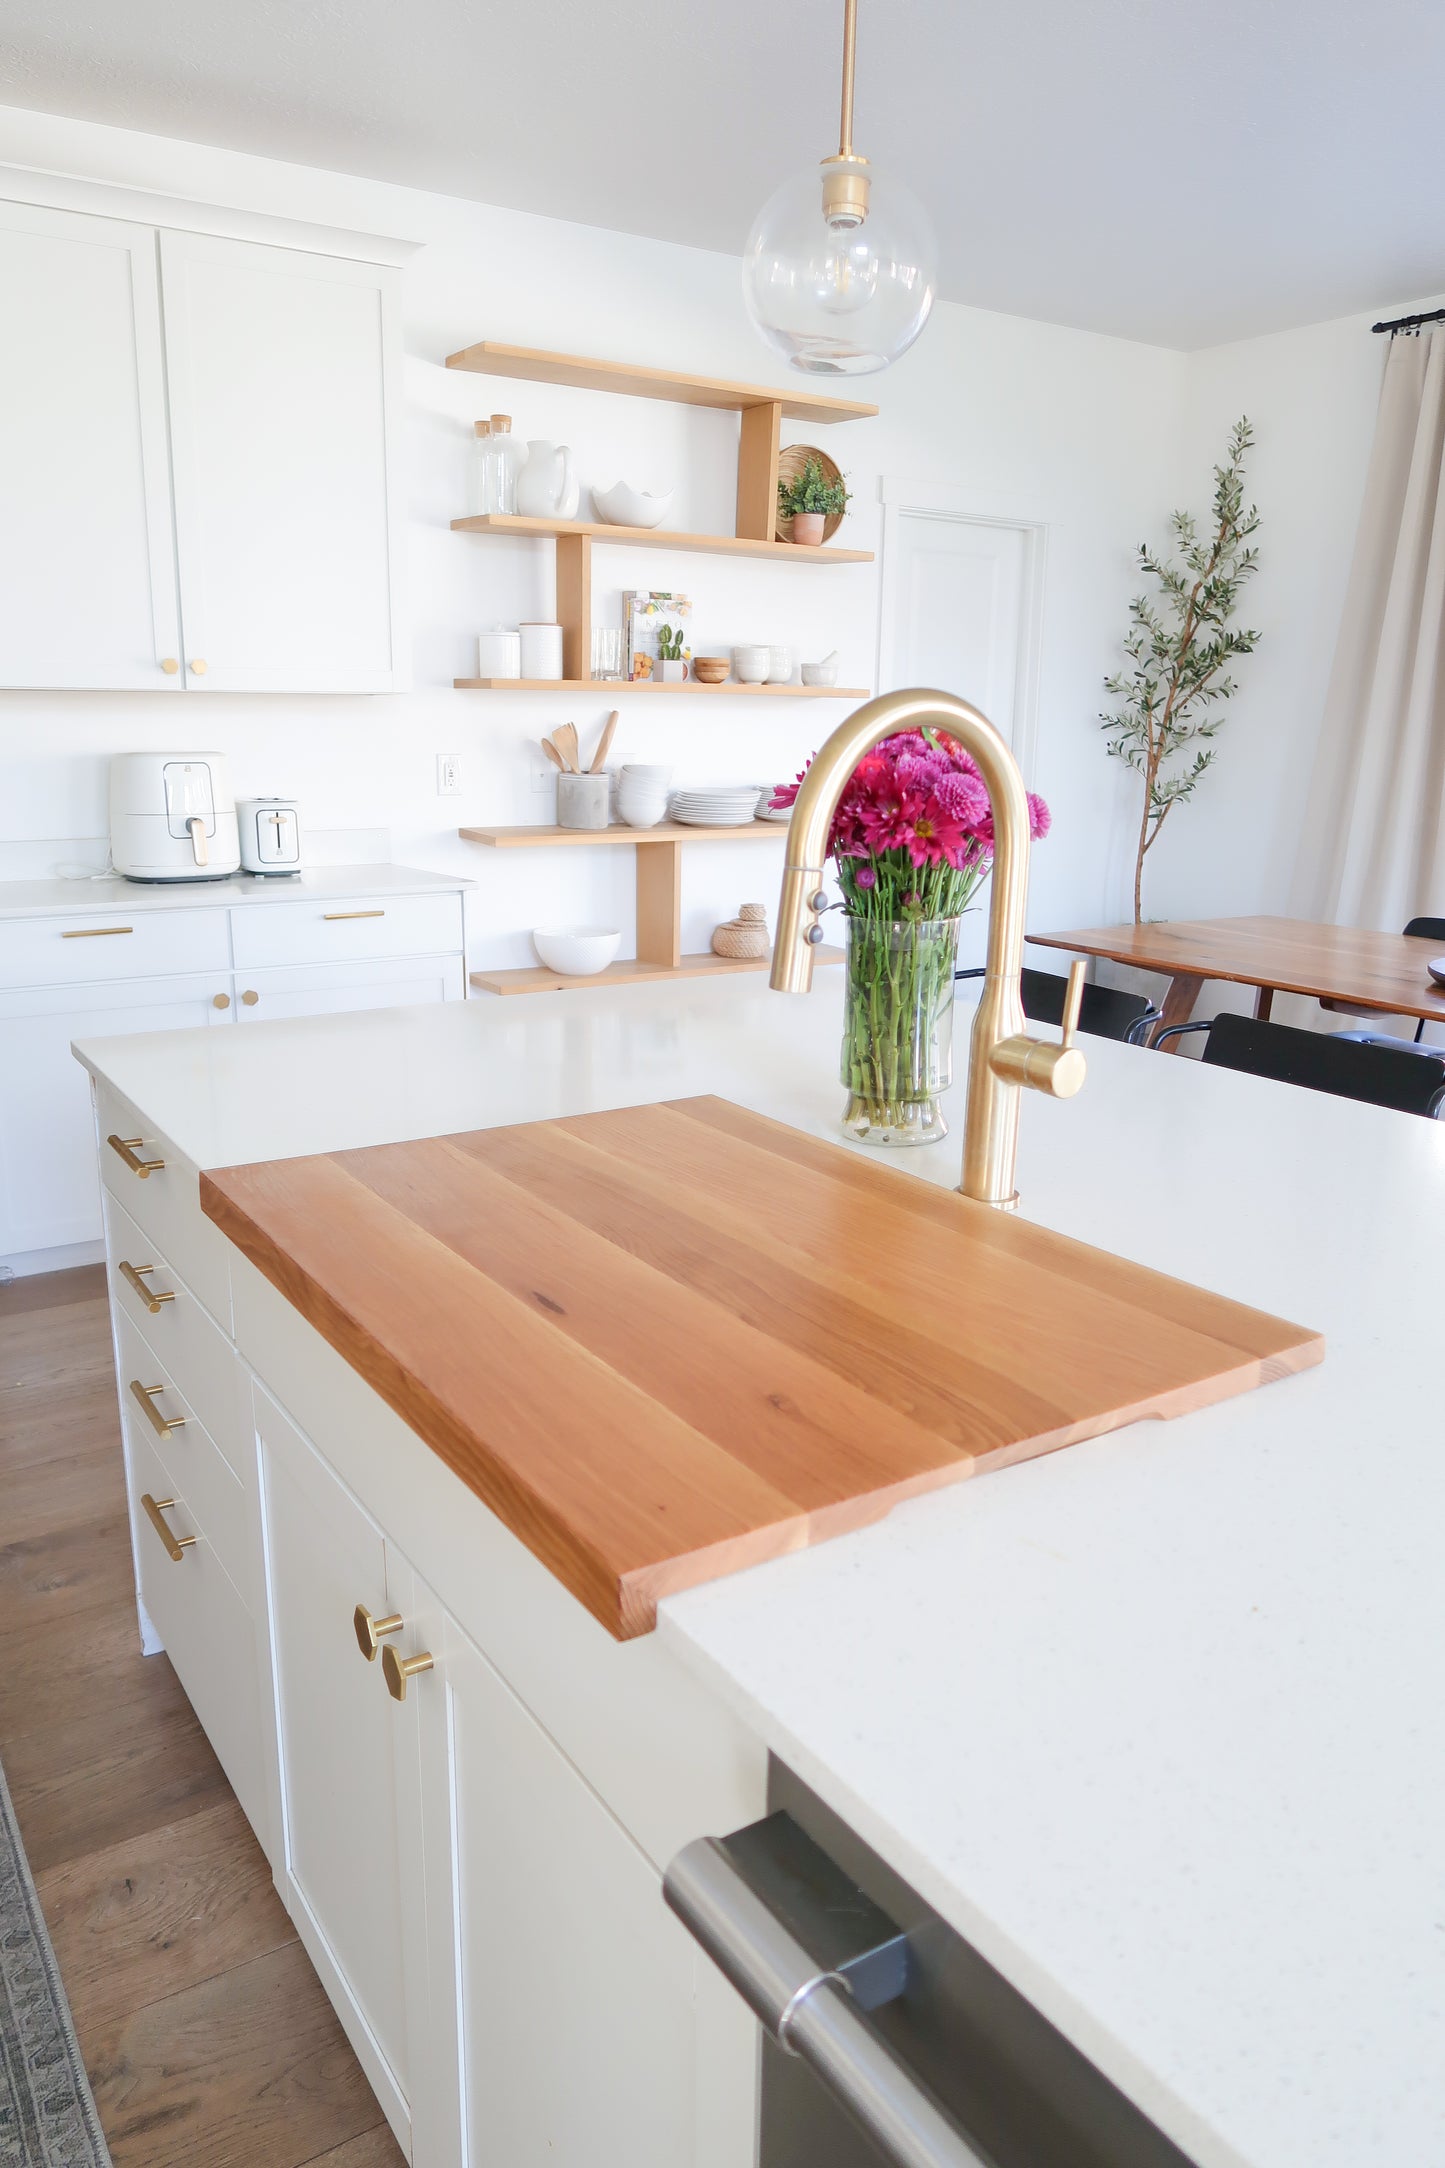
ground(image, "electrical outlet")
xmin=530 ymin=755 xmax=553 ymax=797
xmin=436 ymin=754 xmax=461 ymax=796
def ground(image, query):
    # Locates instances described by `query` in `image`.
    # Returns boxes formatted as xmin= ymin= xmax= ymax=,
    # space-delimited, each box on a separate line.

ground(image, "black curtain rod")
xmin=1371 ymin=306 xmax=1445 ymax=335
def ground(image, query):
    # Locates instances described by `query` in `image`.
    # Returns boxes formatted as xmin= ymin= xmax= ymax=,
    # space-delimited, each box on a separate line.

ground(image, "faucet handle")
xmin=1060 ymin=958 xmax=1086 ymax=1047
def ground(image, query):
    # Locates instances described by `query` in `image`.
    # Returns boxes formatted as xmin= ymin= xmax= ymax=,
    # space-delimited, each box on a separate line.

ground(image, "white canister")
xmin=519 ymin=623 xmax=565 ymax=681
xmin=476 ymin=628 xmax=521 ymax=679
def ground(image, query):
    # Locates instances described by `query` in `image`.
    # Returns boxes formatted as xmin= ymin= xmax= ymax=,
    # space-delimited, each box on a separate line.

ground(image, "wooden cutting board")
xmin=201 ymin=1097 xmax=1322 ymax=1639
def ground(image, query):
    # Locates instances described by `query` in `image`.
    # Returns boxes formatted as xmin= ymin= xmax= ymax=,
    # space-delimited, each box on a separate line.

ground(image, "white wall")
xmin=0 ymin=104 xmax=1184 ymax=972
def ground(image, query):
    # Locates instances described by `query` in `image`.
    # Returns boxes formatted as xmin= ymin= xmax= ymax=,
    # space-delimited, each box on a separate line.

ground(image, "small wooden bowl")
xmin=692 ymin=656 xmax=730 ymax=684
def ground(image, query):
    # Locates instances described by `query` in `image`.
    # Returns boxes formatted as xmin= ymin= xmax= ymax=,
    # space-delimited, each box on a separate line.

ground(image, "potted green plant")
xmin=778 ymin=454 xmax=850 ymax=545
xmin=655 ymin=624 xmax=688 ymax=682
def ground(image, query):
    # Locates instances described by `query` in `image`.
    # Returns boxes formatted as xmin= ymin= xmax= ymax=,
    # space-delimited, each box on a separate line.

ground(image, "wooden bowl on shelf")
xmin=775 ymin=444 xmax=845 ymax=545
xmin=692 ymin=656 xmax=730 ymax=684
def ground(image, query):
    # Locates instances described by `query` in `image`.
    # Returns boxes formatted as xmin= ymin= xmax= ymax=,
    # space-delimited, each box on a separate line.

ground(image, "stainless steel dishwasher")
xmin=665 ymin=1759 xmax=1199 ymax=2168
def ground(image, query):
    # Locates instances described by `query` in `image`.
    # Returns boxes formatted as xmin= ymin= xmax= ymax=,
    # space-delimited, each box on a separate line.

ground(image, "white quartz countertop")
xmin=73 ymin=978 xmax=1445 ymax=2168
xmin=0 ymin=863 xmax=469 ymax=918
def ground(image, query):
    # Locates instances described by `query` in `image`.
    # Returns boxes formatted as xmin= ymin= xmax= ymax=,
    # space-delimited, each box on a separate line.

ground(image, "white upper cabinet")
xmin=0 ymin=201 xmax=181 ymax=690
xmin=160 ymin=232 xmax=406 ymax=693
xmin=0 ymin=199 xmax=406 ymax=694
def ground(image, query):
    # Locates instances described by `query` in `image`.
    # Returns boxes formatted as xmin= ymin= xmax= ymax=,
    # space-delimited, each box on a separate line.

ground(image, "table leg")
xmin=1254 ymin=985 xmax=1275 ymax=1022
xmin=1153 ymin=972 xmax=1206 ymax=1051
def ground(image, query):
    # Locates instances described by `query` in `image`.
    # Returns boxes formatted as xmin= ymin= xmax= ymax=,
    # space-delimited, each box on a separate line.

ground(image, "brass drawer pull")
xmin=62 ymin=925 xmax=133 ymax=938
xmin=119 ymin=1260 xmax=175 ymax=1315
xmin=130 ymin=1379 xmax=186 ymax=1439
xmin=382 ymin=1644 xmax=434 ymax=1702
xmin=323 ymin=909 xmax=385 ymax=921
xmin=108 ymin=1134 xmax=165 ymax=1178
xmin=141 ymin=1492 xmax=196 ymax=1563
xmin=353 ymin=1603 xmax=404 ymax=1662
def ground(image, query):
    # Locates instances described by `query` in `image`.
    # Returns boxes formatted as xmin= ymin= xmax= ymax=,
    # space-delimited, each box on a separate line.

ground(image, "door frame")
xmin=876 ymin=477 xmax=1048 ymax=784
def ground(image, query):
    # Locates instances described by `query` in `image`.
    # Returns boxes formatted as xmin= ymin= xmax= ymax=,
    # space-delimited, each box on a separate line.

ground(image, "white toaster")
xmin=110 ymin=752 xmax=241 ymax=882
xmin=238 ymin=797 xmax=304 ymax=875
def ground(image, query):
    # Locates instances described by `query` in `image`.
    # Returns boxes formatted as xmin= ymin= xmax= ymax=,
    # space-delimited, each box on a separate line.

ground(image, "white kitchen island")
xmin=72 ymin=976 xmax=1445 ymax=2168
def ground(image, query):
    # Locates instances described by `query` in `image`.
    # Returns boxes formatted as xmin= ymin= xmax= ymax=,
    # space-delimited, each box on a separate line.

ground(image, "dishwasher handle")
xmin=665 ymin=1835 xmax=994 ymax=2168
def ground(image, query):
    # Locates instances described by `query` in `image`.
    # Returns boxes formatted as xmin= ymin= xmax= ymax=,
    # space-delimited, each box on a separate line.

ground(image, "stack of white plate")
xmin=670 ymin=785 xmax=764 ymax=828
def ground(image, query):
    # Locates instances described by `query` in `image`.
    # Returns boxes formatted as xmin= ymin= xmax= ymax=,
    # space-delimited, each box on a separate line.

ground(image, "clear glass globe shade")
xmin=742 ymin=158 xmax=937 ymax=374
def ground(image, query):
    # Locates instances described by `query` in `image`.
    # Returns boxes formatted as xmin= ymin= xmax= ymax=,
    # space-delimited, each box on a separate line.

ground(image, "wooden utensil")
xmin=540 ymin=737 xmax=566 ymax=773
xmin=555 ymin=722 xmax=580 ymax=773
xmin=589 ymin=711 xmax=619 ymax=774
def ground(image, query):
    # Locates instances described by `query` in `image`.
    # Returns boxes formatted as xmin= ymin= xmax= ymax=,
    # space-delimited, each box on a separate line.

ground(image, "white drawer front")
xmin=106 ymin=1189 xmax=246 ymax=1479
xmin=116 ymin=1304 xmax=253 ymax=1606
xmin=235 ymin=954 xmax=464 ymax=1023
xmin=126 ymin=1410 xmax=266 ymax=1835
xmin=0 ymin=906 xmax=230 ymax=989
xmin=229 ymin=891 xmax=462 ymax=971
xmin=96 ymin=1081 xmax=234 ymax=1325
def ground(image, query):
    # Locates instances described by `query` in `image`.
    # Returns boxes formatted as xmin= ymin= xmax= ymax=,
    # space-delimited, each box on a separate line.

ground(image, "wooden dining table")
xmin=1028 ymin=914 xmax=1445 ymax=1048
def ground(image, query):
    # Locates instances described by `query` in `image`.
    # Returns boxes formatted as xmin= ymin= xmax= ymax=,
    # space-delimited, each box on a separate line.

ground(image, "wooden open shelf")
xmin=459 ymin=821 xmax=787 ymax=848
xmin=450 ymin=512 xmax=872 ymax=564
xmin=454 ymin=676 xmax=868 ymax=696
xmin=444 ymin=340 xmax=878 ymax=425
xmin=460 ymin=819 xmax=831 ymax=995
xmin=470 ymin=946 xmax=843 ymax=996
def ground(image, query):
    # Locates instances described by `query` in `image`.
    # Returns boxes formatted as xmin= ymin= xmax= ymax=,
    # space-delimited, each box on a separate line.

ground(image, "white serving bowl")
xmin=732 ymin=644 xmax=770 ymax=683
xmin=592 ymin=481 xmax=674 ymax=529
xmin=532 ymin=926 xmax=621 ymax=977
xmin=801 ymin=661 xmax=839 ymax=687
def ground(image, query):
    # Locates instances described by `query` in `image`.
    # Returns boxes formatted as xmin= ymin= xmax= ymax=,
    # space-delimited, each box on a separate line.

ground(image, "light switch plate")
xmin=436 ymin=754 xmax=461 ymax=796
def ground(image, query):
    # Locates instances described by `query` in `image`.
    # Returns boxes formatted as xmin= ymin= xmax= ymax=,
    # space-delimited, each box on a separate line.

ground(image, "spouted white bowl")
xmin=591 ymin=482 xmax=674 ymax=529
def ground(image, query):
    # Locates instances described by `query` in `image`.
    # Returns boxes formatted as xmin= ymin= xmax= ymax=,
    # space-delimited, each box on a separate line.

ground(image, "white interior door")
xmin=0 ymin=200 xmax=181 ymax=690
xmin=159 ymin=230 xmax=404 ymax=692
xmin=880 ymin=500 xmax=1041 ymax=773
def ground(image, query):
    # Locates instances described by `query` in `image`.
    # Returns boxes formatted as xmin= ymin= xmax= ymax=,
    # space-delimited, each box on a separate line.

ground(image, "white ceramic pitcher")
xmin=515 ymin=440 xmax=579 ymax=519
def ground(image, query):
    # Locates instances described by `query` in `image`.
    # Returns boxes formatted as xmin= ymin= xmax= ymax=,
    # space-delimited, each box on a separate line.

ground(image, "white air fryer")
xmin=238 ymin=797 xmax=304 ymax=876
xmin=110 ymin=752 xmax=241 ymax=882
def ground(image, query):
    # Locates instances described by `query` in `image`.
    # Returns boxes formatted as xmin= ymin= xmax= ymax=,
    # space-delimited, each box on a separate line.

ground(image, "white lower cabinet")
xmin=253 ymin=1385 xmax=415 ymax=2151
xmin=235 ymin=954 xmax=464 ymax=1022
xmin=1 ymin=975 xmax=230 ymax=1256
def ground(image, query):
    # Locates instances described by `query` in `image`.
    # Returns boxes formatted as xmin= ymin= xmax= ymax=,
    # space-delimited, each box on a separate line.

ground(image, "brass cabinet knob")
xmin=213 ymin=992 xmax=231 ymax=1010
xmin=189 ymin=658 xmax=208 ymax=676
xmin=241 ymin=989 xmax=259 ymax=1007
xmin=382 ymin=1643 xmax=434 ymax=1702
xmin=160 ymin=657 xmax=180 ymax=675
xmin=353 ymin=1603 xmax=404 ymax=1662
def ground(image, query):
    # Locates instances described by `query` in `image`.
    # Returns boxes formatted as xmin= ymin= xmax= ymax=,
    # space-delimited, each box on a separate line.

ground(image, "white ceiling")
xmin=1 ymin=0 xmax=1441 ymax=349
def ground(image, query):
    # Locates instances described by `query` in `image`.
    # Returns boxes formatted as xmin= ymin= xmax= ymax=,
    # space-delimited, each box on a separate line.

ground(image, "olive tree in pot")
xmin=1100 ymin=417 xmax=1262 ymax=923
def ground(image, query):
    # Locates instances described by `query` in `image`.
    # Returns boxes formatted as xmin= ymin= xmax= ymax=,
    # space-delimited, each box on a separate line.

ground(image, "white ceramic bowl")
xmin=801 ymin=661 xmax=839 ymax=687
xmin=732 ymin=645 xmax=770 ymax=684
xmin=766 ymin=645 xmax=793 ymax=684
xmin=592 ymin=481 xmax=674 ymax=529
xmin=532 ymin=926 xmax=621 ymax=977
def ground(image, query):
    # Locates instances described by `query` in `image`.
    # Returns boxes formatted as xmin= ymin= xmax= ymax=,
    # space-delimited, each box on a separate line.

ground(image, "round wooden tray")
xmin=775 ymin=443 xmax=845 ymax=545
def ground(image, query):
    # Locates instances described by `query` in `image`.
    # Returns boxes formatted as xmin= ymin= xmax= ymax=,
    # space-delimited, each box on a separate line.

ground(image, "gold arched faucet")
xmin=769 ymin=688 xmax=1087 ymax=1209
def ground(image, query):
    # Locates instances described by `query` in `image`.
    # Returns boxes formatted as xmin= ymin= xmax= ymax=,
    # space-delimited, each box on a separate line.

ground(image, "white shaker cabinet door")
xmin=0 ymin=201 xmax=181 ymax=690
xmin=254 ymin=1385 xmax=413 ymax=2152
xmin=411 ymin=1601 xmax=744 ymax=2168
xmin=233 ymin=954 xmax=464 ymax=1023
xmin=0 ymin=975 xmax=229 ymax=1262
xmin=159 ymin=230 xmax=406 ymax=693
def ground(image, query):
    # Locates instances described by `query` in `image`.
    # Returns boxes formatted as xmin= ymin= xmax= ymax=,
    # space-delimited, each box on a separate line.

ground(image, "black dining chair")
xmin=1322 ymin=914 xmax=1445 ymax=1050
xmin=1154 ymin=1010 xmax=1445 ymax=1117
xmin=955 ymin=965 xmax=1160 ymax=1045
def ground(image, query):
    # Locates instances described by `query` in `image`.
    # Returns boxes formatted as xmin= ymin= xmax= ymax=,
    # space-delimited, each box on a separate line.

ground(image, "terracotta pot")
xmin=791 ymin=511 xmax=826 ymax=545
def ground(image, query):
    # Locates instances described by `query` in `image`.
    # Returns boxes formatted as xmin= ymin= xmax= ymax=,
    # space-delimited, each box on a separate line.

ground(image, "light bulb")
xmin=743 ymin=157 xmax=937 ymax=374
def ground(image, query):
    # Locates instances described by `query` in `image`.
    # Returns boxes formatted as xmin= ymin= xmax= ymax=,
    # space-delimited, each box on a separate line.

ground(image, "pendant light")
xmin=742 ymin=0 xmax=937 ymax=375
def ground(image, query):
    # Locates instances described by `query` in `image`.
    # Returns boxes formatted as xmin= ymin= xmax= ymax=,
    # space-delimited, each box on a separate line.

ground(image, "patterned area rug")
xmin=0 ymin=1754 xmax=111 ymax=2166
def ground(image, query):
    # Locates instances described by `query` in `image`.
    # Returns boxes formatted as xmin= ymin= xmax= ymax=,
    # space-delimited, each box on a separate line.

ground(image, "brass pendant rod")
xmin=838 ymin=0 xmax=858 ymax=158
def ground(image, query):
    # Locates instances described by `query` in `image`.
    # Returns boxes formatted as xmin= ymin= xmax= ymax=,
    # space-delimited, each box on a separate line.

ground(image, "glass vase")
xmin=839 ymin=915 xmax=960 ymax=1146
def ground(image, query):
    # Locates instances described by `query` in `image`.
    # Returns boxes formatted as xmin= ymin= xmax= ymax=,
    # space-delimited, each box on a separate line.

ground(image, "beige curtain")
xmin=1294 ymin=331 xmax=1445 ymax=928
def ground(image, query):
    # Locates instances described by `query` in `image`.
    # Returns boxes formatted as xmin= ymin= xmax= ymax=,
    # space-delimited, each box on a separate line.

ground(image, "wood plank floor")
xmin=0 ymin=1263 xmax=405 ymax=2168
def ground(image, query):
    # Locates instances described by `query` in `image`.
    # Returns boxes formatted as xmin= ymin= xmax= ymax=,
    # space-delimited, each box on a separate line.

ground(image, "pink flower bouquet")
xmin=770 ymin=731 xmax=1051 ymax=1145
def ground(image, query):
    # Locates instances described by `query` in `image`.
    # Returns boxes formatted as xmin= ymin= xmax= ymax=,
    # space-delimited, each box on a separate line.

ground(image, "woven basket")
xmin=712 ymin=919 xmax=770 ymax=960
